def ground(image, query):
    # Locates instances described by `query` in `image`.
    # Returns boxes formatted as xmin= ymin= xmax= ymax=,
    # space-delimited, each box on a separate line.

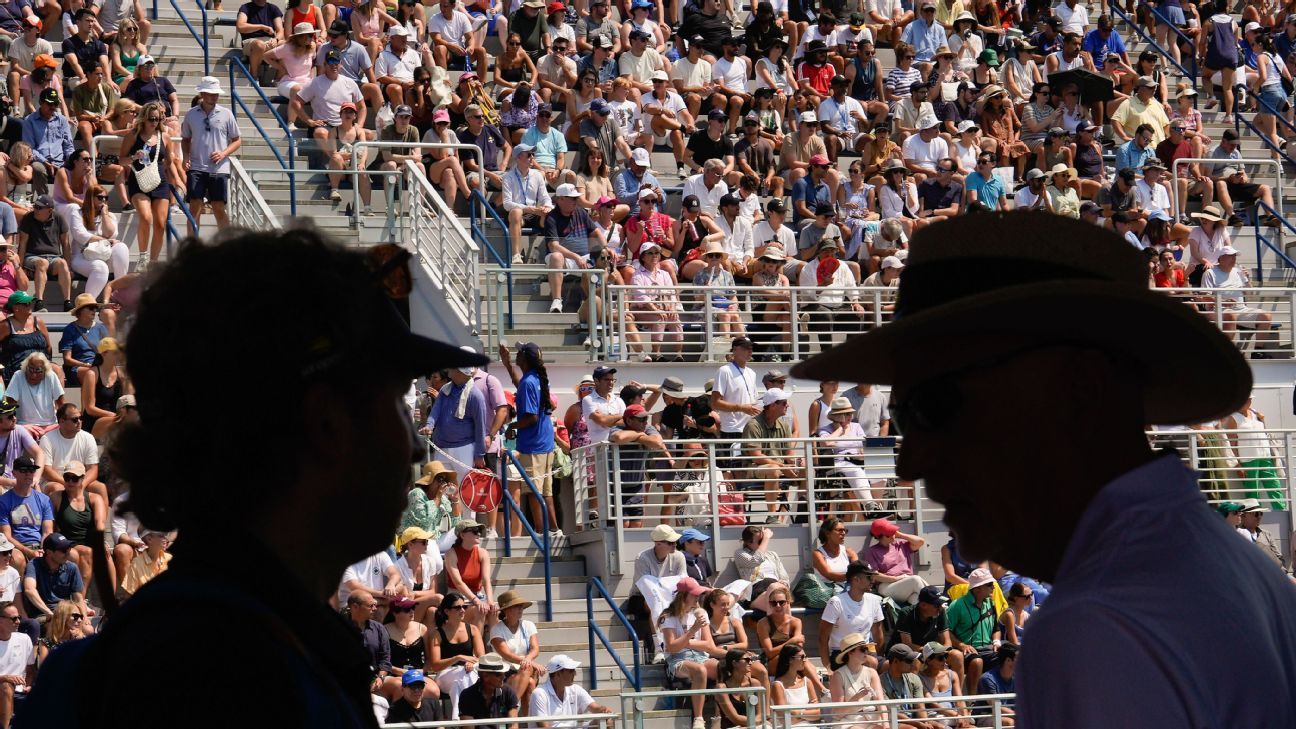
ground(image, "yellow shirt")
xmin=121 ymin=551 xmax=172 ymax=597
xmin=1112 ymin=96 xmax=1171 ymax=146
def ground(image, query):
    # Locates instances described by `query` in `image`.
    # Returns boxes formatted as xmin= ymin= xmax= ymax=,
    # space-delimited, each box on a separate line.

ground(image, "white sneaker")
xmin=549 ymin=299 xmax=563 ymax=313
xmin=652 ymin=653 xmax=666 ymax=665
xmin=548 ymin=529 xmax=565 ymax=540
xmin=329 ymin=188 xmax=342 ymax=202
xmin=136 ymin=257 xmax=149 ymax=274
xmin=692 ymin=718 xmax=705 ymax=729
xmin=511 ymin=253 xmax=524 ymax=265
xmin=484 ymin=528 xmax=499 ymax=540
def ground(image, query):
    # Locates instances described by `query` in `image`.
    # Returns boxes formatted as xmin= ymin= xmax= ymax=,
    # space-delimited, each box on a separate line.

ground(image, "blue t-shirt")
xmin=515 ymin=370 xmax=554 ymax=455
xmin=977 ymin=666 xmax=1015 ymax=703
xmin=790 ymin=177 xmax=831 ymax=225
xmin=57 ymin=322 xmax=107 ymax=367
xmin=1082 ymin=28 xmax=1126 ymax=70
xmin=25 ymin=558 xmax=83 ymax=609
xmin=0 ymin=488 xmax=53 ymax=545
xmin=519 ymin=126 xmax=567 ymax=169
xmin=965 ymin=171 xmax=1005 ymax=210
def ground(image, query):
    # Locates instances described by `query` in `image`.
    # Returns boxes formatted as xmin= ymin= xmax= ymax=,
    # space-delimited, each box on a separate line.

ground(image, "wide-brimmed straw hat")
xmin=790 ymin=212 xmax=1251 ymax=425
xmin=701 ymin=240 xmax=727 ymax=258
xmin=416 ymin=460 xmax=456 ymax=485
xmin=497 ymin=590 xmax=533 ymax=611
xmin=827 ymin=396 xmax=856 ymax=417
xmin=832 ymin=632 xmax=873 ymax=668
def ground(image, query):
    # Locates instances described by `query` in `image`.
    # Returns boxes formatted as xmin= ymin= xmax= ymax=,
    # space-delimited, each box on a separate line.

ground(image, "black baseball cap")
xmin=43 ymin=533 xmax=74 ymax=551
xmin=731 ymin=336 xmax=755 ymax=350
xmin=682 ymin=194 xmax=701 ymax=212
xmin=39 ymin=88 xmax=58 ymax=105
xmin=328 ymin=19 xmax=350 ymax=35
xmin=12 ymin=455 xmax=37 ymax=473
xmin=767 ymin=198 xmax=787 ymax=214
xmin=592 ymin=366 xmax=617 ymax=379
xmin=815 ymin=201 xmax=836 ymax=217
xmin=846 ymin=560 xmax=877 ymax=580
xmin=917 ymin=586 xmax=949 ymax=605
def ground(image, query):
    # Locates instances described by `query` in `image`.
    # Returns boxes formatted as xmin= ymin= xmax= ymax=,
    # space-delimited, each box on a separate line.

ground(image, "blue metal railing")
xmin=1110 ymin=3 xmax=1198 ymax=93
xmin=164 ymin=189 xmax=200 ymax=256
xmin=1234 ymin=100 xmax=1296 ymax=169
xmin=229 ymin=58 xmax=297 ymax=215
xmin=469 ymin=189 xmax=514 ymax=328
xmin=586 ymin=576 xmax=641 ymax=692
xmin=1251 ymin=200 xmax=1296 ymax=284
xmin=166 ymin=0 xmax=210 ymax=75
xmin=499 ymin=450 xmax=553 ymax=621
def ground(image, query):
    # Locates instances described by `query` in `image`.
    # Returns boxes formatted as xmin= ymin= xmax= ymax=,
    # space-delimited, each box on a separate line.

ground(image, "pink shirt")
xmin=270 ymin=44 xmax=316 ymax=85
xmin=630 ymin=266 xmax=676 ymax=304
xmin=0 ymin=263 xmax=17 ymax=301
xmin=865 ymin=540 xmax=914 ymax=577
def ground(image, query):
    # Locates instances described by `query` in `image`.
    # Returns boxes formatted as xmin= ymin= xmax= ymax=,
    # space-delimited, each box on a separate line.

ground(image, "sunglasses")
xmin=70 ymin=614 xmax=83 ymax=621
xmin=769 ymin=600 xmax=788 ymax=606
xmin=95 ymin=195 xmax=108 ymax=201
xmin=3 ymin=616 xmax=18 ymax=624
xmin=147 ymin=117 xmax=162 ymax=123
xmin=447 ymin=603 xmax=467 ymax=611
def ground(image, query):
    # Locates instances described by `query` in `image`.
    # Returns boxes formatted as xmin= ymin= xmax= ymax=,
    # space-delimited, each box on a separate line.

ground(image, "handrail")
xmin=586 ymin=576 xmax=640 ymax=692
xmin=771 ymin=693 xmax=1016 ymax=729
xmin=402 ymin=160 xmax=481 ymax=333
xmin=165 ymin=187 xmax=199 ymax=256
xmin=621 ymin=687 xmax=765 ymax=729
xmin=1171 ymin=157 xmax=1284 ymax=219
xmin=1235 ymin=105 xmax=1296 ymax=169
xmin=169 ymin=0 xmax=210 ymax=75
xmin=228 ymin=157 xmax=282 ymax=230
xmin=349 ymin=140 xmax=482 ymax=231
xmin=379 ymin=714 xmax=620 ymax=728
xmin=1252 ymin=199 xmax=1296 ymax=283
xmin=228 ymin=57 xmax=297 ymax=216
xmin=499 ymin=449 xmax=553 ymax=621
xmin=470 ymin=189 xmax=514 ymax=328
xmin=1110 ymin=3 xmax=1197 ymax=89
xmin=482 ymin=265 xmax=605 ymax=357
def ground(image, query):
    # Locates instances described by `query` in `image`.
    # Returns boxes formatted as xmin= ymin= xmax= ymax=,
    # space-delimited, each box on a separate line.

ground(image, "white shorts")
xmin=1234 ymin=307 xmax=1269 ymax=327
xmin=277 ymin=79 xmax=303 ymax=99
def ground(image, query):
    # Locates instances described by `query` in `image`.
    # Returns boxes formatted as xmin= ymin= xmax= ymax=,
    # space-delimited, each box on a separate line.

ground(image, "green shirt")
xmin=946 ymin=593 xmax=995 ymax=648
xmin=70 ymin=82 xmax=118 ymax=117
xmin=741 ymin=414 xmax=790 ymax=463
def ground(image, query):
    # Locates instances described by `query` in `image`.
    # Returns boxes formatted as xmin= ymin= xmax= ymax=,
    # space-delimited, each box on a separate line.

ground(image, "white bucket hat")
xmin=195 ymin=76 xmax=224 ymax=95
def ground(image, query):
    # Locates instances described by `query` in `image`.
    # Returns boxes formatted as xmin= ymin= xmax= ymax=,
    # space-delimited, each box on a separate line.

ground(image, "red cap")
xmin=547 ymin=1 xmax=565 ymax=12
xmin=808 ymin=153 xmax=831 ymax=166
xmin=870 ymin=518 xmax=899 ymax=538
xmin=624 ymin=404 xmax=648 ymax=419
xmin=675 ymin=577 xmax=709 ymax=596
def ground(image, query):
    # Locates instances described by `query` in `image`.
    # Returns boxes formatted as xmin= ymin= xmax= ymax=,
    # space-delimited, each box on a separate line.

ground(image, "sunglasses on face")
xmin=770 ymin=600 xmax=788 ymax=606
xmin=448 ymin=603 xmax=467 ymax=611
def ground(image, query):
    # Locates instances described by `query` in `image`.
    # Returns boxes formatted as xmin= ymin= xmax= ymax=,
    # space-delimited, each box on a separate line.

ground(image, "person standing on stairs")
xmin=180 ymin=76 xmax=242 ymax=237
xmin=497 ymin=341 xmax=561 ymax=540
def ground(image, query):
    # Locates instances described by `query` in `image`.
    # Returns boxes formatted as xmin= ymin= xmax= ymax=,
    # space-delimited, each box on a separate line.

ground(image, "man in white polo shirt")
xmin=530 ymin=654 xmax=615 ymax=728
xmin=711 ymin=336 xmax=760 ymax=471
xmin=581 ymin=366 xmax=626 ymax=444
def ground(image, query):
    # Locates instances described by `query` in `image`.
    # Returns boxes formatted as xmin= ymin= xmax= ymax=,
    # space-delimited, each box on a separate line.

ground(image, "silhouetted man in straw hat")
xmin=791 ymin=211 xmax=1296 ymax=727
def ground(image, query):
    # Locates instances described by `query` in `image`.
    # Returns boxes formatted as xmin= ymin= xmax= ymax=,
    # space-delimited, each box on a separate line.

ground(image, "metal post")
xmin=612 ymin=445 xmax=624 ymax=575
xmin=588 ymin=272 xmax=601 ymax=359
xmin=804 ymin=440 xmax=817 ymax=539
xmin=708 ymin=441 xmax=722 ymax=554
xmin=704 ymin=288 xmax=715 ymax=363
xmin=501 ymin=456 xmax=512 ymax=557
xmin=587 ymin=581 xmax=598 ymax=690
xmin=790 ymin=287 xmax=801 ymax=362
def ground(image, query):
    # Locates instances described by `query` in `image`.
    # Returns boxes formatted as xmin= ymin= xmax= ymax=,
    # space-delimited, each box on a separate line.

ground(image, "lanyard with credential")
xmin=512 ymin=169 xmax=532 ymax=207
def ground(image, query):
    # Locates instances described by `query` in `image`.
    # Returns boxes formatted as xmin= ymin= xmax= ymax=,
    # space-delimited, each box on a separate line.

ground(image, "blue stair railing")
xmin=499 ymin=450 xmax=553 ymax=621
xmin=1109 ymin=4 xmax=1198 ymax=92
xmin=586 ymin=576 xmax=641 ymax=692
xmin=164 ymin=189 xmax=200 ymax=256
xmin=469 ymin=189 xmax=514 ymax=328
xmin=229 ymin=58 xmax=298 ymax=216
xmin=1251 ymin=200 xmax=1296 ymax=284
xmin=1234 ymin=98 xmax=1296 ymax=169
xmin=153 ymin=0 xmax=209 ymax=75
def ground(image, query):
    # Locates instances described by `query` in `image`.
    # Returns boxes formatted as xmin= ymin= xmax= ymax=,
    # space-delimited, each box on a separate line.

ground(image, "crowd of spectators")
xmin=248 ymin=0 xmax=1296 ymax=363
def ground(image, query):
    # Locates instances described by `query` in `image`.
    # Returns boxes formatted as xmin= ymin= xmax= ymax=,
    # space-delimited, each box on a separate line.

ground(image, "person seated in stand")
xmin=679 ymin=527 xmax=714 ymax=586
xmin=386 ymin=669 xmax=444 ymax=723
xmin=458 ymin=652 xmax=520 ymax=724
xmin=756 ymin=585 xmax=803 ymax=665
xmin=428 ymin=591 xmax=485 ymax=719
xmin=865 ymin=518 xmax=929 ymax=605
xmin=819 ymin=396 xmax=882 ymax=516
xmin=393 ymin=526 xmax=443 ymax=621
xmin=542 ymin=182 xmax=605 ymax=317
xmin=917 ymin=642 xmax=974 ymax=728
xmin=530 ymin=654 xmax=615 ymax=727
xmin=770 ymin=644 xmax=828 ymax=728
xmin=428 ymin=0 xmax=488 ymax=74
xmin=715 ymin=648 xmax=766 ymax=729
xmin=888 ymin=586 xmax=967 ymax=684
xmin=47 ymin=458 xmax=104 ymax=591
xmin=820 ymin=560 xmax=886 ymax=670
xmin=659 ymin=576 xmax=721 ymax=729
xmin=7 ymin=353 xmax=63 ymax=440
xmin=117 ymin=527 xmax=171 ymax=599
xmin=489 ymin=590 xmax=543 ymax=716
xmin=733 ymin=525 xmax=791 ymax=609
xmin=0 ymin=599 xmax=34 ymax=725
xmin=1203 ymin=246 xmax=1276 ymax=356
xmin=500 ymin=143 xmax=551 ymax=266
xmin=373 ymin=26 xmax=423 ymax=109
xmin=829 ymin=632 xmax=887 ymax=729
xmin=879 ymin=643 xmax=941 ymax=729
xmin=947 ymin=568 xmax=1000 ymax=694
xmin=972 ymin=643 xmax=1016 ymax=727
xmin=23 ymin=532 xmax=94 ymax=623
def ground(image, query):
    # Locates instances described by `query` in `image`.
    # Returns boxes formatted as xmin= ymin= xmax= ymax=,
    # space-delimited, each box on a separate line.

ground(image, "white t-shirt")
xmin=8 ymin=375 xmax=63 ymax=427
xmin=641 ymin=89 xmax=687 ymax=117
xmin=40 ymin=429 xmax=99 ymax=480
xmin=818 ymin=96 xmax=866 ymax=135
xmin=753 ymin=221 xmax=796 ymax=253
xmin=1055 ymin=2 xmax=1089 ymax=35
xmin=489 ymin=618 xmax=538 ymax=657
xmin=619 ymin=49 xmax=665 ymax=83
xmin=659 ymin=611 xmax=700 ymax=658
xmin=395 ymin=551 xmax=443 ymax=591
xmin=608 ymin=98 xmax=643 ymax=138
xmin=795 ymin=25 xmax=839 ymax=60
xmin=110 ymin=491 xmax=140 ymax=545
xmin=530 ymin=682 xmax=596 ymax=728
xmin=713 ymin=56 xmax=750 ymax=93
xmin=581 ymin=392 xmax=625 ymax=445
xmin=822 ymin=590 xmax=885 ymax=650
xmin=0 ymin=634 xmax=33 ymax=677
xmin=428 ymin=9 xmax=474 ymax=47
xmin=902 ymin=134 xmax=950 ymax=172
xmin=296 ymin=75 xmax=362 ymax=127
xmin=714 ymin=361 xmax=757 ymax=433
xmin=681 ymin=174 xmax=729 ymax=217
xmin=672 ymin=56 xmax=712 ymax=89
xmin=1015 ymin=185 xmax=1048 ymax=209
xmin=1134 ymin=179 xmax=1170 ymax=216
xmin=338 ymin=551 xmax=395 ymax=604
xmin=0 ymin=566 xmax=19 ymax=602
xmin=374 ymin=46 xmax=421 ymax=83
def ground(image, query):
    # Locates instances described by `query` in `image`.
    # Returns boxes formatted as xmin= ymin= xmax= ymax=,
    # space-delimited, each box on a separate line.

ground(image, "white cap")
xmin=546 ymin=654 xmax=582 ymax=672
xmin=631 ymin=147 xmax=651 ymax=166
xmin=514 ymin=143 xmax=535 ymax=155
xmin=195 ymin=76 xmax=224 ymax=95
xmin=555 ymin=182 xmax=581 ymax=198
xmin=457 ymin=345 xmax=479 ymax=376
xmin=759 ymin=388 xmax=789 ymax=407
xmin=388 ymin=25 xmax=409 ymax=36
xmin=650 ymin=70 xmax=669 ymax=82
xmin=955 ymin=119 xmax=979 ymax=133
xmin=1245 ymin=21 xmax=1263 ymax=33
xmin=968 ymin=568 xmax=995 ymax=589
xmin=0 ymin=534 xmax=12 ymax=553
xmin=917 ymin=113 xmax=940 ymax=129
xmin=638 ymin=187 xmax=659 ymax=201
xmin=639 ymin=241 xmax=661 ymax=255
xmin=880 ymin=255 xmax=904 ymax=270
xmin=1218 ymin=245 xmax=1240 ymax=256
xmin=800 ymin=110 xmax=818 ymax=123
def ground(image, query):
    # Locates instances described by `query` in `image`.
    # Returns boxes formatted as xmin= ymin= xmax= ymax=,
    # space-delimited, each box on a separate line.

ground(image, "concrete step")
xmin=492 ymin=555 xmax=584 ymax=580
